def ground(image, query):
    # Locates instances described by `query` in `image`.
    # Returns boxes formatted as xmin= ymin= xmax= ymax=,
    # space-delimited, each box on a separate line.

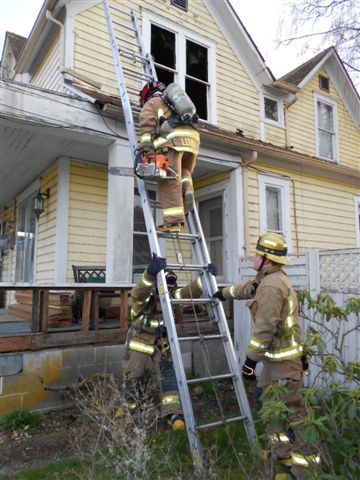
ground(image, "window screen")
xmin=266 ymin=186 xmax=283 ymax=233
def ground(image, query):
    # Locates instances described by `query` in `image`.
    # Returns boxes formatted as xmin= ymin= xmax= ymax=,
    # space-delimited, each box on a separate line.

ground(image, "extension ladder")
xmin=102 ymin=0 xmax=257 ymax=470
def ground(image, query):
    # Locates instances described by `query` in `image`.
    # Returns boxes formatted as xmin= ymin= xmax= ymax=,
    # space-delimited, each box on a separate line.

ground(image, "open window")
xmin=262 ymin=95 xmax=283 ymax=127
xmin=259 ymin=175 xmax=292 ymax=251
xmin=143 ymin=12 xmax=216 ymax=122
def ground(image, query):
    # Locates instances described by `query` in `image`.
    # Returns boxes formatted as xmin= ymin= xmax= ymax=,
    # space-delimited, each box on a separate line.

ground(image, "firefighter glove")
xmin=242 ymin=357 xmax=257 ymax=380
xmin=212 ymin=288 xmax=225 ymax=301
xmin=206 ymin=263 xmax=217 ymax=276
xmin=147 ymin=253 xmax=167 ymax=277
xmin=301 ymin=355 xmax=309 ymax=375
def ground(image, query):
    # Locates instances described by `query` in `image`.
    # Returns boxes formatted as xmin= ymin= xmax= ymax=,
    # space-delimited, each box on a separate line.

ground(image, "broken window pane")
xmin=264 ymin=97 xmax=279 ymax=122
xmin=186 ymin=40 xmax=208 ymax=120
xmin=151 ymin=24 xmax=176 ymax=85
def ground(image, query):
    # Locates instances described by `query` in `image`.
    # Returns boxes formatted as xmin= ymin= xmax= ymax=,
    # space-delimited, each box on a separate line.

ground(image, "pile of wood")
xmin=8 ymin=291 xmax=73 ymax=328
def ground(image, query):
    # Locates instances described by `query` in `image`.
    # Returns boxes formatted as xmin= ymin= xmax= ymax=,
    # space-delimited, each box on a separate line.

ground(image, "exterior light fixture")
xmin=33 ymin=188 xmax=50 ymax=220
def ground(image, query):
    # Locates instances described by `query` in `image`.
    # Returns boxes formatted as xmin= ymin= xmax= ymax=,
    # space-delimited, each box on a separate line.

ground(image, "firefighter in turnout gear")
xmin=213 ymin=233 xmax=320 ymax=479
xmin=139 ymin=81 xmax=200 ymax=233
xmin=122 ymin=254 xmax=210 ymax=430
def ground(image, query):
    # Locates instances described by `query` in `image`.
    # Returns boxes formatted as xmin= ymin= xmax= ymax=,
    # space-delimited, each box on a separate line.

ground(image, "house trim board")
xmin=54 ymin=157 xmax=70 ymax=283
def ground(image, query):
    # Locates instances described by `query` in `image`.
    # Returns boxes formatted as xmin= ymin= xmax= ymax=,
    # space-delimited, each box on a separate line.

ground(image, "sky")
xmin=0 ymin=0 xmax=327 ymax=80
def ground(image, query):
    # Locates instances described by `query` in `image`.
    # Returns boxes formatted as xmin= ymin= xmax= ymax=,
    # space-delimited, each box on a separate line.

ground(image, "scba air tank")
xmin=164 ymin=83 xmax=196 ymax=122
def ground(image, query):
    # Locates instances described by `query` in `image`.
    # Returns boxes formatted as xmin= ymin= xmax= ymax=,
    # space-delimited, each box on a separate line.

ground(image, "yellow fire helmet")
xmin=252 ymin=232 xmax=291 ymax=266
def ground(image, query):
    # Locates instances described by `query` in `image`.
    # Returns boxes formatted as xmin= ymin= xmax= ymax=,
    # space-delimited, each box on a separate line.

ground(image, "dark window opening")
xmin=171 ymin=0 xmax=188 ymax=11
xmin=264 ymin=97 xmax=279 ymax=122
xmin=151 ymin=24 xmax=175 ymax=86
xmin=319 ymin=75 xmax=329 ymax=92
xmin=186 ymin=40 xmax=208 ymax=120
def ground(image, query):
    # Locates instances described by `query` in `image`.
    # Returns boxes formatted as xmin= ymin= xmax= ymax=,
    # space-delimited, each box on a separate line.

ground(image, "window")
xmin=262 ymin=95 xmax=283 ymax=127
xmin=133 ymin=188 xmax=157 ymax=280
xmin=259 ymin=175 xmax=292 ymax=251
xmin=170 ymin=0 xmax=188 ymax=11
xmin=315 ymin=94 xmax=338 ymax=162
xmin=143 ymin=12 xmax=216 ymax=122
xmin=199 ymin=196 xmax=224 ymax=276
xmin=319 ymin=75 xmax=329 ymax=92
xmin=355 ymin=197 xmax=360 ymax=247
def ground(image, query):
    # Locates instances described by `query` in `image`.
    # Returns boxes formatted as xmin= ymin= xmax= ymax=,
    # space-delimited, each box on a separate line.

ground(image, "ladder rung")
xmin=123 ymin=67 xmax=152 ymax=81
xmin=196 ymin=415 xmax=246 ymax=431
xmin=178 ymin=334 xmax=226 ymax=342
xmin=157 ymin=231 xmax=199 ymax=241
xmin=120 ymin=51 xmax=147 ymax=64
xmin=187 ymin=373 xmax=235 ymax=384
xmin=166 ymin=263 xmax=207 ymax=271
xmin=171 ymin=298 xmax=213 ymax=305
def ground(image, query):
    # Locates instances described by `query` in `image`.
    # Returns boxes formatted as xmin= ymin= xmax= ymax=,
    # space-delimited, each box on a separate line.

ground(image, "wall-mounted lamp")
xmin=33 ymin=188 xmax=50 ymax=220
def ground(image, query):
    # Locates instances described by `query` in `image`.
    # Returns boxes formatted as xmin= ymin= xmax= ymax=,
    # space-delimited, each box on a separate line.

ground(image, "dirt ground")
xmin=0 ymin=382 xmax=251 ymax=477
xmin=0 ymin=409 xmax=79 ymax=476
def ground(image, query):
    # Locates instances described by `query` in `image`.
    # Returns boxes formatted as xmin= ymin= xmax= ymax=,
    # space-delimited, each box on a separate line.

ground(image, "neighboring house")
xmin=1 ymin=0 xmax=359 ymax=292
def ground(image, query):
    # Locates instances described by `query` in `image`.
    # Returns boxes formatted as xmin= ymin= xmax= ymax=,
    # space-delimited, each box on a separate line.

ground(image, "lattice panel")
xmin=320 ymin=250 xmax=360 ymax=293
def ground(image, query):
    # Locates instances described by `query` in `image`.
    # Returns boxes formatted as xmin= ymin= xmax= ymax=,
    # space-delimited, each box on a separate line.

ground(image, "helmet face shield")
xmin=252 ymin=233 xmax=291 ymax=265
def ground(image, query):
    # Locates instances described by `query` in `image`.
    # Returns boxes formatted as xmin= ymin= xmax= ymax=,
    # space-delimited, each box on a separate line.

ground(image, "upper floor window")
xmin=319 ymin=75 xmax=329 ymax=92
xmin=263 ymin=95 xmax=283 ymax=127
xmin=143 ymin=12 xmax=216 ymax=123
xmin=315 ymin=94 xmax=338 ymax=162
xmin=259 ymin=175 xmax=292 ymax=251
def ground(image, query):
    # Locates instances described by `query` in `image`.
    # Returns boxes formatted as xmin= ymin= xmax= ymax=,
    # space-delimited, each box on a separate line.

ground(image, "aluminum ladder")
xmin=102 ymin=0 xmax=258 ymax=470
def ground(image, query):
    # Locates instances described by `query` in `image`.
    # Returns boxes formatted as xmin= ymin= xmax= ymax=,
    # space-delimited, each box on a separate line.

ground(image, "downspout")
xmin=45 ymin=10 xmax=65 ymax=78
xmin=241 ymin=151 xmax=258 ymax=257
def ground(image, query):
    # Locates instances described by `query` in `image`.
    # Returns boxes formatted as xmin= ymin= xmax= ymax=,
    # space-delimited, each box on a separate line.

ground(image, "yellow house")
xmin=0 ymin=0 xmax=359 ymax=289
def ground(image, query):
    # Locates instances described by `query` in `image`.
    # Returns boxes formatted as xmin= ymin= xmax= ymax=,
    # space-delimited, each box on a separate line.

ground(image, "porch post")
xmin=106 ymin=140 xmax=134 ymax=283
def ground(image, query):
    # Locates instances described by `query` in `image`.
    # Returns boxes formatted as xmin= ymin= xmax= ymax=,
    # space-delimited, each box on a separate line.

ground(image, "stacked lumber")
xmin=8 ymin=291 xmax=73 ymax=328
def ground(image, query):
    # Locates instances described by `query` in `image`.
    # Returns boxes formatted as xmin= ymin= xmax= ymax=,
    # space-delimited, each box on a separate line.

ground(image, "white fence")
xmin=234 ymin=248 xmax=360 ymax=387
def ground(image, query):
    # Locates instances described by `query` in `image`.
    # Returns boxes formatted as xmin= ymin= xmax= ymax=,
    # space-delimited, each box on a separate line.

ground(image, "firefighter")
xmin=213 ymin=233 xmax=320 ymax=480
xmin=122 ymin=254 xmax=215 ymax=430
xmin=139 ymin=81 xmax=200 ymax=233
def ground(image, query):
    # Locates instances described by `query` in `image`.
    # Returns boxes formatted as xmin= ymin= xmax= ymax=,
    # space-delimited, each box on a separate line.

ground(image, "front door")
xmin=15 ymin=192 xmax=37 ymax=283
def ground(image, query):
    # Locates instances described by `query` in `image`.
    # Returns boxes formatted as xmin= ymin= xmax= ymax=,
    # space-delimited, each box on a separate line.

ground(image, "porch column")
xmin=106 ymin=140 xmax=134 ymax=283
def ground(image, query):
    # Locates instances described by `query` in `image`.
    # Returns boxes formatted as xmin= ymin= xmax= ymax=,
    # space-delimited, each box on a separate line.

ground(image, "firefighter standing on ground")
xmin=213 ymin=233 xmax=320 ymax=480
xmin=139 ymin=81 xmax=200 ymax=232
xmin=122 ymin=254 xmax=213 ymax=430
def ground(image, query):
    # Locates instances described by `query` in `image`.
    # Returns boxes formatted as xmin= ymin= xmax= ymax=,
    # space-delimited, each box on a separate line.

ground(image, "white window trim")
xmin=314 ymin=92 xmax=339 ymax=163
xmin=142 ymin=10 xmax=217 ymax=124
xmin=258 ymin=174 xmax=292 ymax=252
xmin=355 ymin=196 xmax=360 ymax=248
xmin=261 ymin=93 xmax=284 ymax=128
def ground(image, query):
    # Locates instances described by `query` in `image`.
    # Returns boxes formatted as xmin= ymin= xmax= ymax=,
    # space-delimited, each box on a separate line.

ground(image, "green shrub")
xmin=0 ymin=410 xmax=44 ymax=433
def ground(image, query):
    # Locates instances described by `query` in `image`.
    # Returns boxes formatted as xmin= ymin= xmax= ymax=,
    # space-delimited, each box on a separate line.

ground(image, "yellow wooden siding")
xmin=35 ymin=164 xmax=58 ymax=282
xmin=247 ymin=163 xmax=359 ymax=252
xmin=287 ymin=68 xmax=360 ymax=170
xmin=67 ymin=162 xmax=108 ymax=281
xmin=264 ymin=123 xmax=286 ymax=145
xmin=30 ymin=33 xmax=62 ymax=91
xmin=73 ymin=0 xmax=260 ymax=138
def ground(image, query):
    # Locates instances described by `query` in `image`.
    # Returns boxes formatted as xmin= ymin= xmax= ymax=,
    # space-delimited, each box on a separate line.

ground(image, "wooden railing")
xmin=0 ymin=283 xmax=132 ymax=353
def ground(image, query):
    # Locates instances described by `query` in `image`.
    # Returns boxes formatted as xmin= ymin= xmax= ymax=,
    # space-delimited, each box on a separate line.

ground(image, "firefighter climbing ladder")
xmin=102 ymin=0 xmax=257 ymax=470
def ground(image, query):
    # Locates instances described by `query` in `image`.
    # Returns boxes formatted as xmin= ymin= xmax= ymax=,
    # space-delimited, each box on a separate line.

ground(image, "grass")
xmin=0 ymin=423 xmax=266 ymax=480
xmin=0 ymin=410 xmax=44 ymax=434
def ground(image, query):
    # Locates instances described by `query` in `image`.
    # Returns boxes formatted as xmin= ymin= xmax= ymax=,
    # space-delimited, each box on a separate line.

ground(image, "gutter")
xmin=46 ymin=10 xmax=64 ymax=74
xmin=241 ymin=151 xmax=258 ymax=256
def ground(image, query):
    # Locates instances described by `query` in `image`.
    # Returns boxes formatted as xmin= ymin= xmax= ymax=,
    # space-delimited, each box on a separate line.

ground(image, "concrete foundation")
xmin=0 ymin=340 xmax=228 ymax=415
